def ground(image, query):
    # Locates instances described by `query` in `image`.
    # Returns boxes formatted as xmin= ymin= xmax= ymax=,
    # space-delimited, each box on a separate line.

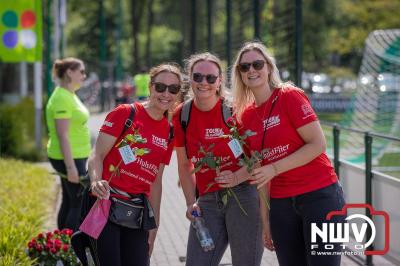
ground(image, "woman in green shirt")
xmin=46 ymin=57 xmax=91 ymax=230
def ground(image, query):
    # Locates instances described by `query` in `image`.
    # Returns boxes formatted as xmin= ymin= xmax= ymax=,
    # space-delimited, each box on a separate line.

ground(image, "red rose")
xmin=37 ymin=233 xmax=44 ymax=239
xmin=46 ymin=232 xmax=53 ymax=239
xmin=36 ymin=245 xmax=43 ymax=252
xmin=28 ymin=242 xmax=34 ymax=248
xmin=62 ymin=244 xmax=69 ymax=252
xmin=54 ymin=239 xmax=62 ymax=248
xmin=50 ymin=248 xmax=57 ymax=254
xmin=53 ymin=229 xmax=60 ymax=235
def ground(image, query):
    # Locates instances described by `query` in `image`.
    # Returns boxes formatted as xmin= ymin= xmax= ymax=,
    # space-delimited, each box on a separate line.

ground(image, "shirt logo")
xmin=205 ymin=128 xmax=224 ymax=139
xmin=152 ymin=135 xmax=168 ymax=150
xmin=263 ymin=144 xmax=290 ymax=161
xmin=301 ymin=104 xmax=313 ymax=117
xmin=262 ymin=115 xmax=280 ymax=130
xmin=104 ymin=121 xmax=113 ymax=127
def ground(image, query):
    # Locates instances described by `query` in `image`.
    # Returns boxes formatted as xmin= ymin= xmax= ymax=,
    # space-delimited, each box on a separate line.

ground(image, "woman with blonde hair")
xmin=46 ymin=57 xmax=90 ymax=231
xmin=230 ymin=41 xmax=346 ymax=266
xmin=173 ymin=52 xmax=264 ymax=266
xmin=87 ymin=63 xmax=182 ymax=265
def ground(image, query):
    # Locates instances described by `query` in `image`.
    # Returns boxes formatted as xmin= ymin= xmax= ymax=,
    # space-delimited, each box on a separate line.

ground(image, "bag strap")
xmin=117 ymin=104 xmax=136 ymax=141
xmin=221 ymin=98 xmax=233 ymax=128
xmin=180 ymin=99 xmax=193 ymax=134
xmin=168 ymin=121 xmax=174 ymax=145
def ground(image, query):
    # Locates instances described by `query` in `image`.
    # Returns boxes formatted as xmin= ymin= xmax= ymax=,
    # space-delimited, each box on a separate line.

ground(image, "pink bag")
xmin=79 ymin=199 xmax=111 ymax=239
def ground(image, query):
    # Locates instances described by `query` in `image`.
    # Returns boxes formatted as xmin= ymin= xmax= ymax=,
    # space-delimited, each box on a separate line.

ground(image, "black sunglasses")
xmin=192 ymin=73 xmax=218 ymax=84
xmin=153 ymin=82 xmax=181 ymax=94
xmin=238 ymin=60 xmax=265 ymax=73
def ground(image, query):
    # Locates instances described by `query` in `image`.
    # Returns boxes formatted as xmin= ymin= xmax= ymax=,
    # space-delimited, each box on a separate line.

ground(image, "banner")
xmin=0 ymin=0 xmax=42 ymax=62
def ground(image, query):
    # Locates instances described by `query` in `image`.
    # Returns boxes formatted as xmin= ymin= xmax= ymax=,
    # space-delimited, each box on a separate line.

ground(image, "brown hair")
xmin=52 ymin=57 xmax=83 ymax=82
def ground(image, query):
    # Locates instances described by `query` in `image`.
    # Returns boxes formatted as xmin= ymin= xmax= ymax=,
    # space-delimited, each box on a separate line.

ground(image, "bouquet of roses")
xmin=27 ymin=228 xmax=80 ymax=266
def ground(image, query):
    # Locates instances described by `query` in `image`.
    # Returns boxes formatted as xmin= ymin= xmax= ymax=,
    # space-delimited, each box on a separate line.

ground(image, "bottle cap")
xmin=191 ymin=210 xmax=199 ymax=217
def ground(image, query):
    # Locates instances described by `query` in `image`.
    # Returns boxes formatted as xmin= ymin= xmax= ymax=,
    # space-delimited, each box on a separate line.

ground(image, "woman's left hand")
xmin=148 ymin=229 xmax=157 ymax=256
xmin=249 ymin=164 xmax=276 ymax=189
xmin=215 ymin=170 xmax=238 ymax=188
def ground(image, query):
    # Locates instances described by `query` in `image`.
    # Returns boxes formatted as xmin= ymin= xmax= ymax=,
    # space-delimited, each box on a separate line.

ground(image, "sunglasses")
xmin=192 ymin=73 xmax=218 ymax=84
xmin=238 ymin=60 xmax=265 ymax=73
xmin=153 ymin=82 xmax=181 ymax=94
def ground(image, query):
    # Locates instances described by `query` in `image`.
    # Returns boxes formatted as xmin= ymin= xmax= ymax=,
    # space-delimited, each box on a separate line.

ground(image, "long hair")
xmin=231 ymin=41 xmax=292 ymax=122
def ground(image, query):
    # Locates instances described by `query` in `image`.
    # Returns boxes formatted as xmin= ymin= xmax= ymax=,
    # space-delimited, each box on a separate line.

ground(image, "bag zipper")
xmin=112 ymin=197 xmax=144 ymax=208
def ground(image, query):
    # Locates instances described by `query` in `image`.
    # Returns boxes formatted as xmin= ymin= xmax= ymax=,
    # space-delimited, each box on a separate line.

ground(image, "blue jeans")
xmin=270 ymin=182 xmax=346 ymax=266
xmin=186 ymin=183 xmax=264 ymax=266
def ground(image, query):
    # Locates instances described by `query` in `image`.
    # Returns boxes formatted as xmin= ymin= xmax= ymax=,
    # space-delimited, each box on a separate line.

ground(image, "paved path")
xmin=43 ymin=112 xmax=375 ymax=265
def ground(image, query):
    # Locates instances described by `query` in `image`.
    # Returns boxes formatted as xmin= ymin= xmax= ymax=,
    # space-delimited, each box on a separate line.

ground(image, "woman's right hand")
xmin=66 ymin=166 xmax=80 ymax=184
xmin=90 ymin=180 xmax=110 ymax=199
xmin=186 ymin=202 xmax=201 ymax=222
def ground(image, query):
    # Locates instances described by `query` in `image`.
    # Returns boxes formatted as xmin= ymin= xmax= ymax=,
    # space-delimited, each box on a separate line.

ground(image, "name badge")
xmin=119 ymin=145 xmax=136 ymax=164
xmin=228 ymin=138 xmax=243 ymax=158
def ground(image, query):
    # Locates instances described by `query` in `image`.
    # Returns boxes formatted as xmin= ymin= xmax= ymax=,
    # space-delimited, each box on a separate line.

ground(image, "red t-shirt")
xmin=173 ymin=99 xmax=241 ymax=196
xmin=241 ymin=87 xmax=337 ymax=198
xmin=100 ymin=103 xmax=174 ymax=197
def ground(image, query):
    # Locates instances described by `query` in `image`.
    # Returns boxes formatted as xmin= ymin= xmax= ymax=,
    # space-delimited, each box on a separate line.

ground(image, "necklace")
xmin=259 ymin=95 xmax=278 ymax=165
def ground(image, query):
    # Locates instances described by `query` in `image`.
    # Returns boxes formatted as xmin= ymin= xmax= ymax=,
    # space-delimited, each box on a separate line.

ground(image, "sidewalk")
xmin=42 ymin=112 xmax=364 ymax=265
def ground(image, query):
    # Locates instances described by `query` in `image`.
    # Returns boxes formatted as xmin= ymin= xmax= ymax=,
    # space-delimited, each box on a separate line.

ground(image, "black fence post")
xmin=294 ymin=0 xmax=302 ymax=87
xmin=333 ymin=124 xmax=340 ymax=178
xmin=226 ymin=0 xmax=232 ymax=68
xmin=364 ymin=132 xmax=374 ymax=266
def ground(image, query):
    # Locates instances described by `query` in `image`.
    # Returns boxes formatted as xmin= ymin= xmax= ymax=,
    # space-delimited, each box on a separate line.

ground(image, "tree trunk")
xmin=145 ymin=0 xmax=154 ymax=68
xmin=131 ymin=0 xmax=146 ymax=73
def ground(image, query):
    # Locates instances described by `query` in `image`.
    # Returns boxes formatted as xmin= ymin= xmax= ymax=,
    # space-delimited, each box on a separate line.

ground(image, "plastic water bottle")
xmin=191 ymin=210 xmax=215 ymax=252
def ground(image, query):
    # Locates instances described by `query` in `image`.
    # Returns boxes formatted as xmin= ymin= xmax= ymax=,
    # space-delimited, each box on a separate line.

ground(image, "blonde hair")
xmin=149 ymin=62 xmax=183 ymax=84
xmin=184 ymin=52 xmax=227 ymax=98
xmin=231 ymin=41 xmax=292 ymax=122
xmin=52 ymin=57 xmax=83 ymax=83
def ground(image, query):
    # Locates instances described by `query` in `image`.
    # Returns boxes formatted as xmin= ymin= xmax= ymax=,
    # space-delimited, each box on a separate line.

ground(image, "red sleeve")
xmin=99 ymin=104 xmax=130 ymax=137
xmin=172 ymin=104 xmax=185 ymax=147
xmin=283 ymin=88 xmax=318 ymax=129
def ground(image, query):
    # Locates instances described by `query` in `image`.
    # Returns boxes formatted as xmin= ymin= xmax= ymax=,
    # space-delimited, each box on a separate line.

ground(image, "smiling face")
xmin=239 ymin=50 xmax=270 ymax=91
xmin=191 ymin=60 xmax=221 ymax=101
xmin=149 ymin=71 xmax=180 ymax=112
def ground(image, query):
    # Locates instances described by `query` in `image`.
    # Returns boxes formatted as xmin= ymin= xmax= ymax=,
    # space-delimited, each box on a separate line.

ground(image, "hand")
xmin=263 ymin=222 xmax=275 ymax=251
xmin=186 ymin=202 xmax=201 ymax=222
xmin=249 ymin=164 xmax=277 ymax=189
xmin=90 ymin=180 xmax=110 ymax=199
xmin=148 ymin=229 xmax=157 ymax=256
xmin=215 ymin=170 xmax=238 ymax=188
xmin=66 ymin=166 xmax=79 ymax=184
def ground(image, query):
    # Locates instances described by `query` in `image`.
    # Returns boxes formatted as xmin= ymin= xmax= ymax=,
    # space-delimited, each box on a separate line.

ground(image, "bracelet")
xmin=271 ymin=163 xmax=279 ymax=176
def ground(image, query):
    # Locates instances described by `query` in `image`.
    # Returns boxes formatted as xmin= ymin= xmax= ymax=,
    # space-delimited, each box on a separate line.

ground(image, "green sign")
xmin=0 ymin=0 xmax=42 ymax=62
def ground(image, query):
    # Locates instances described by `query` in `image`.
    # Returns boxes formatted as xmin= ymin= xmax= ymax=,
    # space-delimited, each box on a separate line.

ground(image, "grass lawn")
xmin=0 ymin=158 xmax=56 ymax=265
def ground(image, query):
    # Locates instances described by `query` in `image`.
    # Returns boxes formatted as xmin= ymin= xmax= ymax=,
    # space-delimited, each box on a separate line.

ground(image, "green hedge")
xmin=0 ymin=158 xmax=54 ymax=265
xmin=0 ymin=98 xmax=45 ymax=161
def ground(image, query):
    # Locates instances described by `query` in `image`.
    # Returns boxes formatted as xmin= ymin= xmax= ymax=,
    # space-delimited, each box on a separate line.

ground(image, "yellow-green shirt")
xmin=46 ymin=87 xmax=91 ymax=159
xmin=133 ymin=73 xmax=150 ymax=98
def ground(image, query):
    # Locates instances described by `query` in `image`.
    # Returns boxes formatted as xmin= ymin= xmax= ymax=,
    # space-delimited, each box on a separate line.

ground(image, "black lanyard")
xmin=260 ymin=95 xmax=278 ymax=165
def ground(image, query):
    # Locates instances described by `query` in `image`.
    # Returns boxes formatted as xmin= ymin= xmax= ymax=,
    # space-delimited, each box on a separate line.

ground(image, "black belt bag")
xmin=109 ymin=197 xmax=144 ymax=229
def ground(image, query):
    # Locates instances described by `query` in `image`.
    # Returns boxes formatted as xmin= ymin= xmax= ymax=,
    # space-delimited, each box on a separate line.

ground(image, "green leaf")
xmin=222 ymin=194 xmax=228 ymax=206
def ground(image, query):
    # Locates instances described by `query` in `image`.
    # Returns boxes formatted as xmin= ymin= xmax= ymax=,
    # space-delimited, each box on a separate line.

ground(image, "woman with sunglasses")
xmin=46 ymin=57 xmax=90 ymax=231
xmin=87 ymin=63 xmax=181 ymax=266
xmin=173 ymin=52 xmax=264 ymax=266
xmin=229 ymin=41 xmax=345 ymax=266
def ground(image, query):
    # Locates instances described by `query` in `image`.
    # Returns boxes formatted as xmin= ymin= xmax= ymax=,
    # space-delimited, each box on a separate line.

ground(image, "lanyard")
xmin=260 ymin=95 xmax=278 ymax=165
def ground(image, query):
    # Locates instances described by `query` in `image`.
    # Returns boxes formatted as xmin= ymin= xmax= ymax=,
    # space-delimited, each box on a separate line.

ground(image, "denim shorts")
xmin=186 ymin=183 xmax=264 ymax=266
xmin=269 ymin=182 xmax=346 ymax=266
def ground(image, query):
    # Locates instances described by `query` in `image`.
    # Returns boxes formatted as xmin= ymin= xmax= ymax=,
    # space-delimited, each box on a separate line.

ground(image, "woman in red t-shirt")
xmin=87 ymin=63 xmax=182 ymax=266
xmin=173 ymin=53 xmax=264 ymax=265
xmin=228 ymin=41 xmax=346 ymax=266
